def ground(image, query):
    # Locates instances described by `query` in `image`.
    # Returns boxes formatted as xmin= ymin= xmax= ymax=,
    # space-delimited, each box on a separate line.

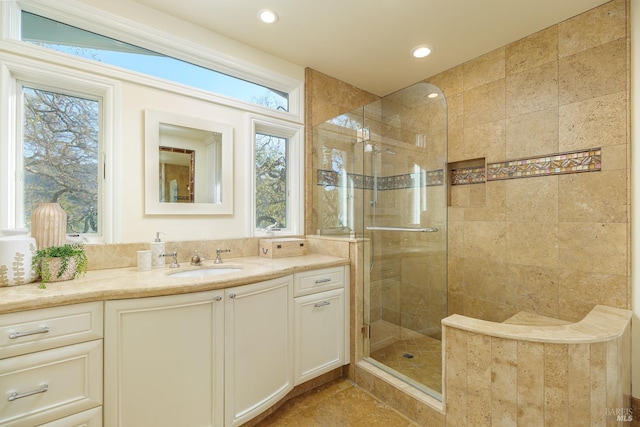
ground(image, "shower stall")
xmin=312 ymin=82 xmax=448 ymax=398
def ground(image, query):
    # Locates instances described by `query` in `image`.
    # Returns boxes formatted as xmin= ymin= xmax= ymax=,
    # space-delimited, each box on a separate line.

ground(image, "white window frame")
xmin=1 ymin=0 xmax=305 ymax=243
xmin=1 ymin=0 xmax=304 ymax=123
xmin=248 ymin=115 xmax=304 ymax=237
xmin=0 ymin=54 xmax=120 ymax=243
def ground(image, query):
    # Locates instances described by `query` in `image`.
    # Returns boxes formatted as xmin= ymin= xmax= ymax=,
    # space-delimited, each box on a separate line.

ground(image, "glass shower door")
xmin=362 ymin=83 xmax=448 ymax=398
xmin=311 ymin=81 xmax=447 ymax=399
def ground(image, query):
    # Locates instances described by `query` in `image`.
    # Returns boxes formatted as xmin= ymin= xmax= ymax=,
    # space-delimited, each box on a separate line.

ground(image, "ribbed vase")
xmin=31 ymin=203 xmax=67 ymax=249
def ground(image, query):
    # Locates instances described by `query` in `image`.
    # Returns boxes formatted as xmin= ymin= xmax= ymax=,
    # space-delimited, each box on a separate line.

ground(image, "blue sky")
xmin=51 ymin=44 xmax=288 ymax=110
xmin=23 ymin=11 xmax=287 ymax=110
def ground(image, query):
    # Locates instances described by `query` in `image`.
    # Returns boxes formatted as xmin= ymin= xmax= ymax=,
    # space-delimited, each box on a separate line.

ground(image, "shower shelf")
xmin=366 ymin=226 xmax=438 ymax=232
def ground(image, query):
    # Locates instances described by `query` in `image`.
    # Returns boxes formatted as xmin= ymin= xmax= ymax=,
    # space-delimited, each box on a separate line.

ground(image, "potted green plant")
xmin=32 ymin=243 xmax=88 ymax=288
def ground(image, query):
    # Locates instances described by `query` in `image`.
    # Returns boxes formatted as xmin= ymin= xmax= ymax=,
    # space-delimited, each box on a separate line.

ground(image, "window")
xmin=0 ymin=58 xmax=117 ymax=242
xmin=21 ymin=11 xmax=289 ymax=112
xmin=255 ymin=133 xmax=288 ymax=230
xmin=250 ymin=117 xmax=303 ymax=236
xmin=20 ymin=85 xmax=101 ymax=235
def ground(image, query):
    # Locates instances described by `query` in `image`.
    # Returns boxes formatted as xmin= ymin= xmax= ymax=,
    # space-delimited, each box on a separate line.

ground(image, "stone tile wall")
xmin=306 ymin=1 xmax=632 ymax=424
xmin=305 ymin=0 xmax=630 ymax=325
xmin=428 ymin=0 xmax=630 ymax=323
xmin=84 ymin=237 xmax=267 ymax=270
xmin=443 ymin=324 xmax=631 ymax=426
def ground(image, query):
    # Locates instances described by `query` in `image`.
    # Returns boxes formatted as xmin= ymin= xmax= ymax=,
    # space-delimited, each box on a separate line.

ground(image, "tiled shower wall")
xmin=306 ymin=0 xmax=630 ymax=326
xmin=427 ymin=0 xmax=630 ymax=323
xmin=304 ymin=1 xmax=631 ymax=424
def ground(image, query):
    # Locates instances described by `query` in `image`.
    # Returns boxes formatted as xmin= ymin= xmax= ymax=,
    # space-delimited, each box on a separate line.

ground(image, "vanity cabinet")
xmin=293 ymin=266 xmax=349 ymax=385
xmin=0 ymin=302 xmax=103 ymax=427
xmin=104 ymin=275 xmax=293 ymax=427
xmin=104 ymin=290 xmax=225 ymax=427
xmin=0 ymin=262 xmax=347 ymax=427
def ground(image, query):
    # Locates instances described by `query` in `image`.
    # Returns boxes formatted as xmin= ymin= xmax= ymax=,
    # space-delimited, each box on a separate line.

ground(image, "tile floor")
xmin=369 ymin=334 xmax=442 ymax=394
xmin=255 ymin=378 xmax=418 ymax=426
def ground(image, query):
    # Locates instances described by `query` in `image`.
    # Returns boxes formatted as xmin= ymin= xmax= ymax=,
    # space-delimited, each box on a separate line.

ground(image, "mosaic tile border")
xmin=319 ymin=148 xmax=601 ymax=189
xmin=487 ymin=148 xmax=601 ymax=181
xmin=317 ymin=169 xmax=444 ymax=190
xmin=450 ymin=166 xmax=486 ymax=186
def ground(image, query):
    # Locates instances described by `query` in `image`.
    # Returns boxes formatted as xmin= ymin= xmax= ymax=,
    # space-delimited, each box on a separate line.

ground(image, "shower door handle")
xmin=366 ymin=226 xmax=438 ymax=232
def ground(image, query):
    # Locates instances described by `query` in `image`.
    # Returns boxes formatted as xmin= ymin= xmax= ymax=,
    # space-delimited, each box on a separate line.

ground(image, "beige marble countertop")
xmin=442 ymin=305 xmax=632 ymax=344
xmin=0 ymin=254 xmax=350 ymax=314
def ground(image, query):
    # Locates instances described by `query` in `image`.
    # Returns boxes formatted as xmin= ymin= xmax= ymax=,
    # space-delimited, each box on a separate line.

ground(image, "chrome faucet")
xmin=190 ymin=251 xmax=202 ymax=266
xmin=214 ymin=248 xmax=230 ymax=264
xmin=161 ymin=251 xmax=180 ymax=268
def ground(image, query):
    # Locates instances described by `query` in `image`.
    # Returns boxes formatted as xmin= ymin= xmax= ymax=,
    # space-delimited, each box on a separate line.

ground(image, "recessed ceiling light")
xmin=428 ymin=93 xmax=439 ymax=99
xmin=411 ymin=45 xmax=433 ymax=59
xmin=258 ymin=9 xmax=279 ymax=24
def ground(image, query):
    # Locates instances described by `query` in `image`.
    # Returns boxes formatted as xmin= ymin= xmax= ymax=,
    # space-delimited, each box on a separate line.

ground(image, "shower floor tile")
xmin=370 ymin=333 xmax=443 ymax=394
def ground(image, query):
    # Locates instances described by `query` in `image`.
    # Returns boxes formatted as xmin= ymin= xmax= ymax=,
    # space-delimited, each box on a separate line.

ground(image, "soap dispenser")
xmin=151 ymin=232 xmax=165 ymax=268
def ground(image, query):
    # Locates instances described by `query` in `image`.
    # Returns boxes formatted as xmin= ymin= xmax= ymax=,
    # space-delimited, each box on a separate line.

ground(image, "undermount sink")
xmin=169 ymin=267 xmax=242 ymax=278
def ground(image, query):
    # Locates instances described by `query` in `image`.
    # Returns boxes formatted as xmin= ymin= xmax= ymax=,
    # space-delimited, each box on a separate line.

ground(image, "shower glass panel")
xmin=312 ymin=110 xmax=367 ymax=236
xmin=312 ymin=82 xmax=447 ymax=399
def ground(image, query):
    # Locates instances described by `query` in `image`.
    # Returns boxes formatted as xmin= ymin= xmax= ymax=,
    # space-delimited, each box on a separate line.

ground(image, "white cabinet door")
xmin=294 ymin=288 xmax=345 ymax=385
xmin=224 ymin=276 xmax=293 ymax=427
xmin=104 ymin=291 xmax=224 ymax=427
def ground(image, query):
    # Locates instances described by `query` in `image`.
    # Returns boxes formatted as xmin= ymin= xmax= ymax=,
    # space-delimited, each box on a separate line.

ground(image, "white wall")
xmin=21 ymin=0 xmax=306 ymax=244
xmin=119 ymin=83 xmax=254 ymax=242
xmin=631 ymin=0 xmax=639 ymax=400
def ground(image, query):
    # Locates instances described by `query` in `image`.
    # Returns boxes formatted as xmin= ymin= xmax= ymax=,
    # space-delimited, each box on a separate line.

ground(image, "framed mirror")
xmin=145 ymin=109 xmax=233 ymax=215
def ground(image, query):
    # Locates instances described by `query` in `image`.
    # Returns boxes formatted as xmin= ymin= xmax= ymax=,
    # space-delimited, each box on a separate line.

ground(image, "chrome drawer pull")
xmin=314 ymin=301 xmax=331 ymax=308
xmin=9 ymin=326 xmax=50 ymax=339
xmin=8 ymin=384 xmax=49 ymax=402
xmin=314 ymin=278 xmax=331 ymax=284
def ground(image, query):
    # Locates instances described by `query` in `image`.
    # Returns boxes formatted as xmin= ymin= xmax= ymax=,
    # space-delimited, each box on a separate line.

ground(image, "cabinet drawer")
xmin=0 ymin=302 xmax=103 ymax=359
xmin=0 ymin=339 xmax=103 ymax=427
xmin=294 ymin=266 xmax=345 ymax=296
xmin=39 ymin=406 xmax=102 ymax=427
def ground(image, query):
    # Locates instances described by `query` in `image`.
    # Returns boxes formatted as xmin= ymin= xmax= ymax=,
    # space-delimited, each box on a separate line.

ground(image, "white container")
xmin=137 ymin=250 xmax=152 ymax=272
xmin=0 ymin=232 xmax=37 ymax=286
